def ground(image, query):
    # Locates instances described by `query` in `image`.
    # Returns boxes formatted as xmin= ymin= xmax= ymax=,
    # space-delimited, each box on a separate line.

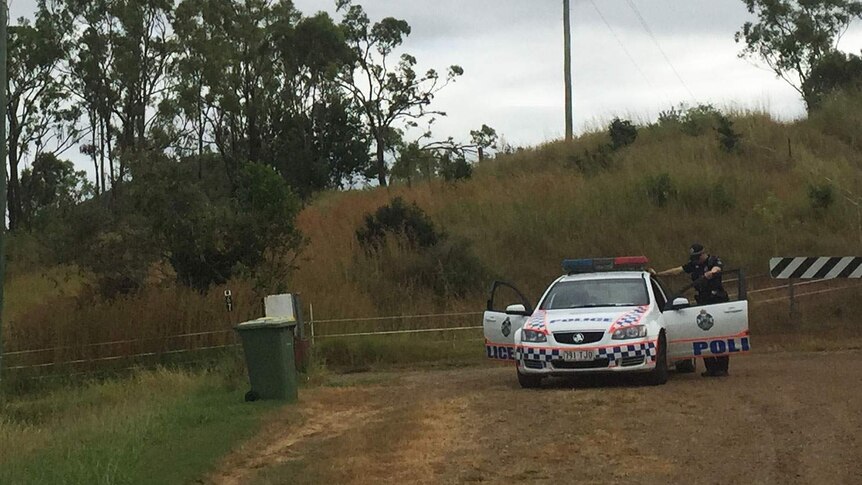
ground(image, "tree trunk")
xmin=105 ymin=114 xmax=116 ymax=192
xmin=376 ymin=134 xmax=387 ymax=187
xmin=248 ymin=88 xmax=259 ymax=164
xmin=197 ymin=86 xmax=204 ymax=180
xmin=6 ymin=118 xmax=21 ymax=230
xmin=197 ymin=124 xmax=204 ymax=180
xmin=6 ymin=152 xmax=19 ymax=231
xmin=90 ymin=113 xmax=100 ymax=196
xmin=136 ymin=96 xmax=146 ymax=147
xmin=99 ymin=115 xmax=106 ymax=195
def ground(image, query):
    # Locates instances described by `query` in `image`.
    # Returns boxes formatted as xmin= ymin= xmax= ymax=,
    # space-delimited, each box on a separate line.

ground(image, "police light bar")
xmin=562 ymin=256 xmax=649 ymax=274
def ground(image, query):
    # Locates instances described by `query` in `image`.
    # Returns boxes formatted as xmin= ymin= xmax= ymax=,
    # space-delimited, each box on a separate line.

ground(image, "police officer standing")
xmin=654 ymin=243 xmax=730 ymax=377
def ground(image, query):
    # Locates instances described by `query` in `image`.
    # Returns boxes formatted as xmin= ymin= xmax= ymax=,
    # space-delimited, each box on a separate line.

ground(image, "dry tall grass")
xmin=5 ymin=97 xmax=862 ymax=371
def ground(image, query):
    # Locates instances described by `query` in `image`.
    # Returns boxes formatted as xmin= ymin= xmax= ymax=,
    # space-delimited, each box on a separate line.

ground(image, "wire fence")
xmin=3 ymin=276 xmax=860 ymax=376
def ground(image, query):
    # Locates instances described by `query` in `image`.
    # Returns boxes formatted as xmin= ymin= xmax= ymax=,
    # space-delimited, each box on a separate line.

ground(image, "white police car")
xmin=483 ymin=257 xmax=750 ymax=388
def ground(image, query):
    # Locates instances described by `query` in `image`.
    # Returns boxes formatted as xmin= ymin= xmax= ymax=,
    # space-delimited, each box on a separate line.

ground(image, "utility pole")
xmin=0 ymin=0 xmax=7 ymax=390
xmin=563 ymin=0 xmax=573 ymax=141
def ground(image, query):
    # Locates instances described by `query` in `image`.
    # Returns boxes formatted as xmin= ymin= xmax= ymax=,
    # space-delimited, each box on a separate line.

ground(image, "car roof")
xmin=557 ymin=271 xmax=648 ymax=283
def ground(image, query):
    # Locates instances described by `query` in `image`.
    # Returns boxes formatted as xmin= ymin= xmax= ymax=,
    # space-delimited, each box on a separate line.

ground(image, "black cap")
xmin=689 ymin=243 xmax=704 ymax=260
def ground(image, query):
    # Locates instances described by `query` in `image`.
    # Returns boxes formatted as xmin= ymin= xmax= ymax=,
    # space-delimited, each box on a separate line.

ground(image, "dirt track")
xmin=209 ymin=350 xmax=862 ymax=484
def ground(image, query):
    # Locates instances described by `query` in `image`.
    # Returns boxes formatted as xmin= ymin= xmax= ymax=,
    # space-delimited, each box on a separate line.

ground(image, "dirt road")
xmin=209 ymin=350 xmax=862 ymax=484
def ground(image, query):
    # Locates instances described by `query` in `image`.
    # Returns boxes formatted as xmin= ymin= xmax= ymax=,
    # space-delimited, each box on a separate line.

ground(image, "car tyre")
xmin=647 ymin=332 xmax=668 ymax=386
xmin=675 ymin=359 xmax=696 ymax=373
xmin=517 ymin=368 xmax=543 ymax=389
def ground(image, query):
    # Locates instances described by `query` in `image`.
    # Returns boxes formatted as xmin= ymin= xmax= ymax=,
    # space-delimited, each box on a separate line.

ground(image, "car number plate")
xmin=562 ymin=350 xmax=594 ymax=362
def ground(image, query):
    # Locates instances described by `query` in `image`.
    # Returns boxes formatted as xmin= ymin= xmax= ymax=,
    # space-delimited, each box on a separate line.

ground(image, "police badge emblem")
xmin=501 ymin=317 xmax=511 ymax=337
xmin=696 ymin=310 xmax=714 ymax=331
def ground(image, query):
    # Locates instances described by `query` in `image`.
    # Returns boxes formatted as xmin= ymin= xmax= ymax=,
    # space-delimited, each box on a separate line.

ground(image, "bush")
xmin=439 ymin=154 xmax=473 ymax=182
xmin=354 ymin=199 xmax=491 ymax=310
xmin=357 ymin=236 xmax=492 ymax=311
xmin=80 ymin=219 xmax=159 ymax=298
xmin=808 ymin=183 xmax=835 ymax=210
xmin=657 ymin=106 xmax=683 ymax=127
xmin=709 ymin=182 xmax=736 ymax=213
xmin=644 ymin=173 xmax=677 ymax=207
xmin=681 ymin=104 xmax=722 ymax=136
xmin=609 ymin=118 xmax=638 ymax=149
xmin=413 ymin=238 xmax=492 ymax=298
xmin=566 ymin=144 xmax=614 ymax=176
xmin=716 ymin=115 xmax=743 ymax=153
xmin=356 ymin=197 xmax=443 ymax=252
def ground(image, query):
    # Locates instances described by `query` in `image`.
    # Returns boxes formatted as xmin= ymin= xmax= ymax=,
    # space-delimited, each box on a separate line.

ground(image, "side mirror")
xmin=505 ymin=304 xmax=528 ymax=315
xmin=665 ymin=297 xmax=690 ymax=311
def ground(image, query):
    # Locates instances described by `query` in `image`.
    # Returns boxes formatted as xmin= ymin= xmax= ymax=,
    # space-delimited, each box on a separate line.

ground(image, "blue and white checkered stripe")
xmin=613 ymin=306 xmax=648 ymax=327
xmin=516 ymin=342 xmax=656 ymax=362
xmin=515 ymin=347 xmax=561 ymax=362
xmin=598 ymin=342 xmax=656 ymax=361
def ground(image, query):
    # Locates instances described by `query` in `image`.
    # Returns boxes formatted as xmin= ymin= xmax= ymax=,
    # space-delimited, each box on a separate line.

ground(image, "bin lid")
xmin=234 ymin=316 xmax=298 ymax=330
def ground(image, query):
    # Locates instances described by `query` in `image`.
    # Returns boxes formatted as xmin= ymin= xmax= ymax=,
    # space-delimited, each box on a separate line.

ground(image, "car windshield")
xmin=539 ymin=278 xmax=649 ymax=310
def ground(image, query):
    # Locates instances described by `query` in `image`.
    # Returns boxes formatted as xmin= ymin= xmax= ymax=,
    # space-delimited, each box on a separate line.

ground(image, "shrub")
xmin=567 ymin=144 xmax=614 ymax=176
xmin=414 ymin=238 xmax=492 ymax=298
xmin=681 ymin=104 xmax=722 ymax=136
xmin=356 ymin=197 xmax=443 ymax=253
xmin=657 ymin=106 xmax=683 ymax=127
xmin=609 ymin=118 xmax=638 ymax=149
xmin=354 ymin=199 xmax=491 ymax=309
xmin=79 ymin=220 xmax=159 ymax=299
xmin=360 ymin=236 xmax=491 ymax=308
xmin=808 ymin=183 xmax=835 ymax=210
xmin=709 ymin=182 xmax=736 ymax=213
xmin=439 ymin=154 xmax=473 ymax=182
xmin=644 ymin=173 xmax=677 ymax=207
xmin=716 ymin=115 xmax=743 ymax=153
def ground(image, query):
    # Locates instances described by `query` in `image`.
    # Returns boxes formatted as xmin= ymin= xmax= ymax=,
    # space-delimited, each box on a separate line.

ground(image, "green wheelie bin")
xmin=234 ymin=317 xmax=298 ymax=402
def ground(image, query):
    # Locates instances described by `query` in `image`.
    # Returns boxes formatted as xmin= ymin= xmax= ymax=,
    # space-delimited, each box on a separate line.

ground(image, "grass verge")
xmin=0 ymin=366 xmax=281 ymax=485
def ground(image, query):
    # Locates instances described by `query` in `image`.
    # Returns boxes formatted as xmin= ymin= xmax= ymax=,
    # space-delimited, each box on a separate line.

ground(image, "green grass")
xmin=0 ymin=367 xmax=281 ymax=485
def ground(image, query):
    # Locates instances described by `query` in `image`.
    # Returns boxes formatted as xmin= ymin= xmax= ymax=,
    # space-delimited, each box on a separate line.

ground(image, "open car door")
xmin=484 ymin=281 xmax=533 ymax=361
xmin=662 ymin=270 xmax=750 ymax=361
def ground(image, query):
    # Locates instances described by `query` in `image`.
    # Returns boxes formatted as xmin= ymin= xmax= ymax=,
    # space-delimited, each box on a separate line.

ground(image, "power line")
xmin=623 ymin=0 xmax=697 ymax=102
xmin=587 ymin=0 xmax=664 ymax=101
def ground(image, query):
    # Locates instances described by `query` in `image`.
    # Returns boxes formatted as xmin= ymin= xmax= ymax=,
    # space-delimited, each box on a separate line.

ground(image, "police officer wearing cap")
xmin=654 ymin=243 xmax=730 ymax=377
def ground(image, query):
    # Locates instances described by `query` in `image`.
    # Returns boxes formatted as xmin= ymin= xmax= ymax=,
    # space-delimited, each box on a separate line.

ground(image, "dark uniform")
xmin=682 ymin=254 xmax=730 ymax=375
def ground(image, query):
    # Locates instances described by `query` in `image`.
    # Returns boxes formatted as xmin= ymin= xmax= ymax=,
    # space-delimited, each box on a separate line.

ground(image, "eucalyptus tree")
xmin=336 ymin=0 xmax=462 ymax=187
xmin=736 ymin=0 xmax=862 ymax=110
xmin=6 ymin=1 xmax=79 ymax=228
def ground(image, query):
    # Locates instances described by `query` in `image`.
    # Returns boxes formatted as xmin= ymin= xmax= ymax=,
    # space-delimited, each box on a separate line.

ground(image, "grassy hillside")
xmin=292 ymin=100 xmax=862 ymax=322
xmin=4 ymin=95 xmax=862 ymax=369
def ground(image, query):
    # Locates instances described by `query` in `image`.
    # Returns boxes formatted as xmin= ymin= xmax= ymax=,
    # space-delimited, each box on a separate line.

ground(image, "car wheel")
xmin=517 ymin=368 xmax=543 ymax=389
xmin=647 ymin=332 xmax=669 ymax=386
xmin=675 ymin=359 xmax=696 ymax=373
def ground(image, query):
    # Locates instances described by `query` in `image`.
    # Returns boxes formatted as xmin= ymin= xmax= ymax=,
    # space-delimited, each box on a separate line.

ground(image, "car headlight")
xmin=522 ymin=329 xmax=547 ymax=343
xmin=612 ymin=325 xmax=647 ymax=340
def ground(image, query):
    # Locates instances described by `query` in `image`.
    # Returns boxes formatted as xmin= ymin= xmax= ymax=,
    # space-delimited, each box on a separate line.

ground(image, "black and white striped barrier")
xmin=769 ymin=257 xmax=862 ymax=279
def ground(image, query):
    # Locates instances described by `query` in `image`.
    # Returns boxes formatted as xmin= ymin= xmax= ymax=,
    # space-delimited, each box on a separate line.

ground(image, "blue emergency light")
xmin=562 ymin=256 xmax=649 ymax=274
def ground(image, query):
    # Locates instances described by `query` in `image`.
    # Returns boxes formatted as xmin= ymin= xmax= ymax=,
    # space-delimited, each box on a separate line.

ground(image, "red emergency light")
xmin=614 ymin=256 xmax=649 ymax=267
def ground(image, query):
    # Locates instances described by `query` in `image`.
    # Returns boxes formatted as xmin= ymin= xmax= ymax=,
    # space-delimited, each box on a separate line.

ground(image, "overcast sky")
xmin=9 ymin=0 xmax=862 ymax=151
